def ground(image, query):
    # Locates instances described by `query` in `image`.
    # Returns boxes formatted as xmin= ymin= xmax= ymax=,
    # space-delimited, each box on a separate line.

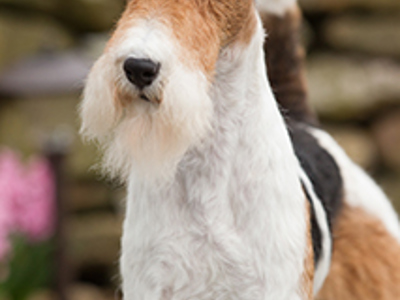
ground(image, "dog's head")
xmin=80 ymin=0 xmax=257 ymax=181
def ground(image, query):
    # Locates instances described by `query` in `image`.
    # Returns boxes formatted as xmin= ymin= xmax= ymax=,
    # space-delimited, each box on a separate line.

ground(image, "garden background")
xmin=0 ymin=0 xmax=399 ymax=299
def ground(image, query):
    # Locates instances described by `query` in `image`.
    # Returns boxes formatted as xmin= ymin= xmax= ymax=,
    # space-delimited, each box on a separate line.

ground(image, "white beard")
xmin=79 ymin=23 xmax=213 ymax=181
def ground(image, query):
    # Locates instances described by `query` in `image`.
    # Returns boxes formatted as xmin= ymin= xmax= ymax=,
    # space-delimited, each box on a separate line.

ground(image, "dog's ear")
xmin=80 ymin=55 xmax=122 ymax=141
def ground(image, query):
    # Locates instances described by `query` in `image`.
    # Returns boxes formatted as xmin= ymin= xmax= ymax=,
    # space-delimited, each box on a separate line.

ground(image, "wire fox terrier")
xmin=80 ymin=0 xmax=400 ymax=299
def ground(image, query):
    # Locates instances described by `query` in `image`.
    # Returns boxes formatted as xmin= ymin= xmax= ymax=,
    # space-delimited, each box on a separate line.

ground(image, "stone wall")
xmin=0 ymin=1 xmax=125 ymax=298
xmin=0 ymin=0 xmax=124 ymax=70
xmin=299 ymin=0 xmax=400 ymax=212
xmin=0 ymin=0 xmax=399 ymax=298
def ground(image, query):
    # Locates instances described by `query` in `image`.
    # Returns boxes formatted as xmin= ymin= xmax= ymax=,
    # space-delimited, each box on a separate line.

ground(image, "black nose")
xmin=123 ymin=58 xmax=160 ymax=89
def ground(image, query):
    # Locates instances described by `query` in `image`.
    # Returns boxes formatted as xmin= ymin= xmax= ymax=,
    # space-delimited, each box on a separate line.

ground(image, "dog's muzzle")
xmin=123 ymin=58 xmax=161 ymax=90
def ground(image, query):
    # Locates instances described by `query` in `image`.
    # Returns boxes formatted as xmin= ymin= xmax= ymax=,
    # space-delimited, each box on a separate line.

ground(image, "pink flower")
xmin=16 ymin=158 xmax=55 ymax=242
xmin=0 ymin=149 xmax=56 ymax=260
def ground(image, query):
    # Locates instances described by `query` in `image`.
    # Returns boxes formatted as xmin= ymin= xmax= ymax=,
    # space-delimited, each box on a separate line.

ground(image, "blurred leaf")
xmin=0 ymin=236 xmax=54 ymax=300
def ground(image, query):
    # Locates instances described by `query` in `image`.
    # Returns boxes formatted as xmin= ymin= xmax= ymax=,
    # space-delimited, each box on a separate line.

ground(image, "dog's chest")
xmin=120 ymin=116 xmax=307 ymax=300
xmin=121 ymin=177 xmax=267 ymax=300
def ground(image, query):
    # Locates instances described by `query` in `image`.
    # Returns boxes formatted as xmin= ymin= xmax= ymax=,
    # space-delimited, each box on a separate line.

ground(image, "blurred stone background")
xmin=0 ymin=0 xmax=399 ymax=299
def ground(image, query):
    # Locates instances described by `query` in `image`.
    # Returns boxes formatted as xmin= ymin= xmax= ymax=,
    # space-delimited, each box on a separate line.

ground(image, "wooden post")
xmin=44 ymin=132 xmax=71 ymax=300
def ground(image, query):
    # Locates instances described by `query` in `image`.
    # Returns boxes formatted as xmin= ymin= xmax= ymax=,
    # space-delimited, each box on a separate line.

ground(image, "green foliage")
xmin=0 ymin=236 xmax=54 ymax=300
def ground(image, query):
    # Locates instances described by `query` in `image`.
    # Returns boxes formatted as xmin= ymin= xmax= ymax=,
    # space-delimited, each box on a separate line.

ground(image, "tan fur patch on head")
xmin=108 ymin=0 xmax=256 ymax=77
xmin=204 ymin=0 xmax=257 ymax=47
xmin=316 ymin=205 xmax=400 ymax=300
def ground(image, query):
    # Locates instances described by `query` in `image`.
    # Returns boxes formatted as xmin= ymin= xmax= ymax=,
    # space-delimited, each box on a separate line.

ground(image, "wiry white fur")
xmin=256 ymin=0 xmax=297 ymax=16
xmin=120 ymin=15 xmax=311 ymax=300
xmin=298 ymin=169 xmax=331 ymax=295
xmin=309 ymin=128 xmax=400 ymax=242
xmin=80 ymin=21 xmax=213 ymax=181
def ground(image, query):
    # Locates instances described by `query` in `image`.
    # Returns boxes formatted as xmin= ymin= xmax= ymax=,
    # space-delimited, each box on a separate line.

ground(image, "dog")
xmin=258 ymin=2 xmax=400 ymax=299
xmin=80 ymin=0 xmax=400 ymax=299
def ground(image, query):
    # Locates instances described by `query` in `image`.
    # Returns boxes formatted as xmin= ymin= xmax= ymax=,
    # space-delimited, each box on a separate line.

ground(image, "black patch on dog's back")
xmin=288 ymin=120 xmax=343 ymax=264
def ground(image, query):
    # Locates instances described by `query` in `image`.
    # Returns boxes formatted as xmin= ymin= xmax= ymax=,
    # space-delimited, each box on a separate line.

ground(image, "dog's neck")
xmin=174 ymin=20 xmax=303 ymax=221
xmin=122 ymin=18 xmax=308 ymax=300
